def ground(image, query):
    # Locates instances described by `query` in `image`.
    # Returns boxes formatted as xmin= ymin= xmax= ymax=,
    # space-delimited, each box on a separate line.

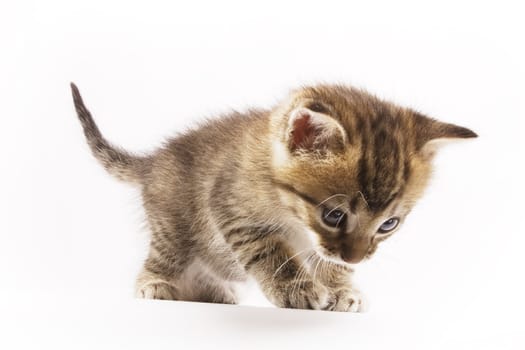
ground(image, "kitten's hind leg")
xmin=136 ymin=268 xmax=180 ymax=300
xmin=180 ymin=261 xmax=238 ymax=305
xmin=135 ymin=244 xmax=192 ymax=300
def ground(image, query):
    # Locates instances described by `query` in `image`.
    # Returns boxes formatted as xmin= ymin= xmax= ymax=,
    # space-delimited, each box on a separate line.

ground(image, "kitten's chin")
xmin=316 ymin=248 xmax=357 ymax=268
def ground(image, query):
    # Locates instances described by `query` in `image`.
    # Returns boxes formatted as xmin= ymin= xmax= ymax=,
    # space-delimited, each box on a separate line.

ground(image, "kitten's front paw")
xmin=136 ymin=282 xmax=178 ymax=300
xmin=283 ymin=280 xmax=332 ymax=310
xmin=327 ymin=288 xmax=364 ymax=312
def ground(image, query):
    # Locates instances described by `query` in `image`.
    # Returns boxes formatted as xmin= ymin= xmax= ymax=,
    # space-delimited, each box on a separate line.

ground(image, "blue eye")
xmin=378 ymin=217 xmax=400 ymax=234
xmin=322 ymin=207 xmax=347 ymax=228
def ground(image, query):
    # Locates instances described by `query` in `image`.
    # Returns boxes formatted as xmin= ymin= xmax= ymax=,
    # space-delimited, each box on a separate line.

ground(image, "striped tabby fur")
xmin=71 ymin=83 xmax=476 ymax=311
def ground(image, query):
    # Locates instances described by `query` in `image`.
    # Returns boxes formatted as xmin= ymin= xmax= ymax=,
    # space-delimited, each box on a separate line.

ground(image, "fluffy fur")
xmin=71 ymin=83 xmax=476 ymax=311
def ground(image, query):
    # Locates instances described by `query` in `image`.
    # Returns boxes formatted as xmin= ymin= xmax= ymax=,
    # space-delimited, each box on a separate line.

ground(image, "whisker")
xmin=312 ymin=254 xmax=322 ymax=284
xmin=337 ymin=206 xmax=353 ymax=227
xmin=291 ymin=252 xmax=314 ymax=297
xmin=326 ymin=202 xmax=347 ymax=217
xmin=316 ymin=193 xmax=348 ymax=208
xmin=346 ymin=205 xmax=361 ymax=229
xmin=356 ymin=190 xmax=369 ymax=208
xmin=272 ymin=248 xmax=313 ymax=279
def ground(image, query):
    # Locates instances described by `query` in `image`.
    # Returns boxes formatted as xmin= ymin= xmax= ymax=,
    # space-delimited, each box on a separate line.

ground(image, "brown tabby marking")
xmin=71 ymin=83 xmax=476 ymax=311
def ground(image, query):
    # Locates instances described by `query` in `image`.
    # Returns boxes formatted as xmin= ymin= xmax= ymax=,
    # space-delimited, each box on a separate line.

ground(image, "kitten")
xmin=71 ymin=83 xmax=476 ymax=311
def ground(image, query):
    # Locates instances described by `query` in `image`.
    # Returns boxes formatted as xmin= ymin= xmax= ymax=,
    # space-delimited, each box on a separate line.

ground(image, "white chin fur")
xmin=288 ymin=225 xmax=356 ymax=269
xmin=300 ymin=229 xmax=353 ymax=268
xmin=316 ymin=249 xmax=355 ymax=268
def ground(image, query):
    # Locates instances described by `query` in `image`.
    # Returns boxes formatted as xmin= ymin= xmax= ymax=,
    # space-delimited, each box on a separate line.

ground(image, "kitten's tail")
xmin=70 ymin=83 xmax=149 ymax=185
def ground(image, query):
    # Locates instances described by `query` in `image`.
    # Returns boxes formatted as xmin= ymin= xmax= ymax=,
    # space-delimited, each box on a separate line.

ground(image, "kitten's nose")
xmin=342 ymin=250 xmax=366 ymax=264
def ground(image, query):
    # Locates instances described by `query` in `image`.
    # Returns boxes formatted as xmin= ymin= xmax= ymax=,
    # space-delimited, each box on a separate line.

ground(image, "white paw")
xmin=285 ymin=280 xmax=332 ymax=310
xmin=330 ymin=288 xmax=364 ymax=312
xmin=136 ymin=282 xmax=178 ymax=300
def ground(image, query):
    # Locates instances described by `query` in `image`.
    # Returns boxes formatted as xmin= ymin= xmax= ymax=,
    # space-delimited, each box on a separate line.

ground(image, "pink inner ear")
xmin=291 ymin=112 xmax=318 ymax=150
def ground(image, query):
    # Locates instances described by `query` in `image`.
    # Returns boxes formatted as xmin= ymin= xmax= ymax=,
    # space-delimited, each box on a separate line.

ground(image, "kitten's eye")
xmin=322 ymin=207 xmax=347 ymax=228
xmin=378 ymin=217 xmax=400 ymax=234
xmin=308 ymin=102 xmax=328 ymax=113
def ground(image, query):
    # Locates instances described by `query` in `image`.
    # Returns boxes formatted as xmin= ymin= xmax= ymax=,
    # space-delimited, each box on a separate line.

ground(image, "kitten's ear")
xmin=415 ymin=114 xmax=477 ymax=158
xmin=285 ymin=107 xmax=346 ymax=153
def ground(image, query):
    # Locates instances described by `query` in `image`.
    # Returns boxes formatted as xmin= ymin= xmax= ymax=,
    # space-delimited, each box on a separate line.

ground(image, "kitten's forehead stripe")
xmin=349 ymin=95 xmax=409 ymax=212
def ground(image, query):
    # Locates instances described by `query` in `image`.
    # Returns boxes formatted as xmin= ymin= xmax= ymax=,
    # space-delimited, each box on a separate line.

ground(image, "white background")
xmin=1 ymin=1 xmax=524 ymax=349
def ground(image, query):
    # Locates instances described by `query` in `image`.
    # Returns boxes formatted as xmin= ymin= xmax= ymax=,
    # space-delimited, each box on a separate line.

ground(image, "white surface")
xmin=1 ymin=1 xmax=524 ymax=349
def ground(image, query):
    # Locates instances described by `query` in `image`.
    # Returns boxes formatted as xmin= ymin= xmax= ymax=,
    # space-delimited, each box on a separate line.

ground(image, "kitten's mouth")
xmin=316 ymin=247 xmax=354 ymax=267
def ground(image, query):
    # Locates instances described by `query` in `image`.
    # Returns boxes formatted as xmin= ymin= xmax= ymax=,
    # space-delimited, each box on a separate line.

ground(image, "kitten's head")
xmin=271 ymin=85 xmax=476 ymax=264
